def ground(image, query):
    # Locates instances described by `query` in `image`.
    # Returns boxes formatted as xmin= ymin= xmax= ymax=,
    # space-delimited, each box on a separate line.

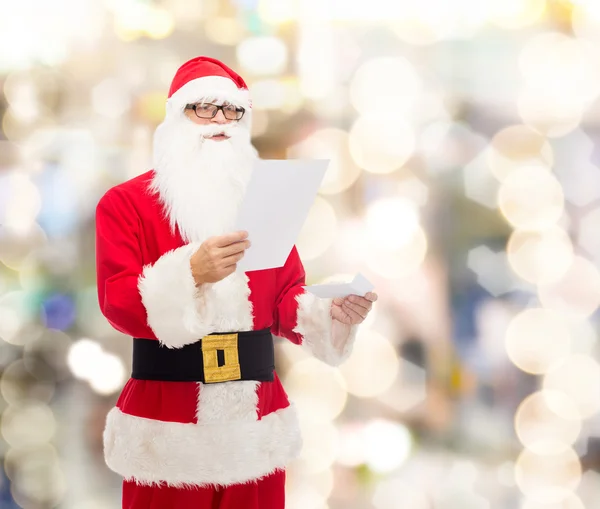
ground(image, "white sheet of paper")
xmin=234 ymin=159 xmax=329 ymax=272
xmin=304 ymin=273 xmax=375 ymax=299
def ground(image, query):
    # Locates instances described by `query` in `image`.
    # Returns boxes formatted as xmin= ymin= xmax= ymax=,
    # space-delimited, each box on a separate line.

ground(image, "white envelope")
xmin=234 ymin=159 xmax=329 ymax=272
xmin=304 ymin=273 xmax=374 ymax=299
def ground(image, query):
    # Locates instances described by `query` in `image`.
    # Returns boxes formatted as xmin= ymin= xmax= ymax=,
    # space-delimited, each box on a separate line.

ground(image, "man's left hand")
xmin=331 ymin=292 xmax=378 ymax=325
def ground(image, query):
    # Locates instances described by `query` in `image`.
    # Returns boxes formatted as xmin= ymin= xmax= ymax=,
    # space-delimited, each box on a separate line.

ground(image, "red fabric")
xmin=95 ymin=169 xmax=306 ymax=425
xmin=122 ymin=469 xmax=285 ymax=509
xmin=168 ymin=56 xmax=248 ymax=98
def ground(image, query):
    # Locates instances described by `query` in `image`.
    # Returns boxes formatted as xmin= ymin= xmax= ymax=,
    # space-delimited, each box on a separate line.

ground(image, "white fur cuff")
xmin=293 ymin=291 xmax=358 ymax=367
xmin=103 ymin=405 xmax=302 ymax=487
xmin=138 ymin=243 xmax=214 ymax=348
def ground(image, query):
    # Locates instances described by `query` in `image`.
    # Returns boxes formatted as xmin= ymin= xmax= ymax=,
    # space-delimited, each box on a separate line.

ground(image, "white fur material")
xmin=103 ymin=404 xmax=302 ymax=487
xmin=293 ymin=291 xmax=359 ymax=367
xmin=196 ymin=380 xmax=260 ymax=424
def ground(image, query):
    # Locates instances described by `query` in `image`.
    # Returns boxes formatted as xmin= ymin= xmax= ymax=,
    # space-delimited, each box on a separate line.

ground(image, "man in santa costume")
xmin=95 ymin=56 xmax=377 ymax=509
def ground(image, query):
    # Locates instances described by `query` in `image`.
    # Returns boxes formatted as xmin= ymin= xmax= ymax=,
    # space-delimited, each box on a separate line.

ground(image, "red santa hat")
xmin=165 ymin=56 xmax=252 ymax=121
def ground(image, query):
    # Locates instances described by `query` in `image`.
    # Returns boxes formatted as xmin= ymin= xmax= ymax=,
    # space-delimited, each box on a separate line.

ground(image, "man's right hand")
xmin=190 ymin=231 xmax=251 ymax=286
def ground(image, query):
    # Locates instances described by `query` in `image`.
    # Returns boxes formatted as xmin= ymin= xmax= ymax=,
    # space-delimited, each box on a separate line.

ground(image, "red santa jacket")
xmin=95 ymin=170 xmax=357 ymax=487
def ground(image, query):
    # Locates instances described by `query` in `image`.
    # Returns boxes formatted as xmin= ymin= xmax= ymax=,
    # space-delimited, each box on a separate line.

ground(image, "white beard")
xmin=150 ymin=117 xmax=257 ymax=244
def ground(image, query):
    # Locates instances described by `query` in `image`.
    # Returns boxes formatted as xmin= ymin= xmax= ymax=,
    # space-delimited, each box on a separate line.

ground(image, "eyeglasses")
xmin=185 ymin=102 xmax=245 ymax=121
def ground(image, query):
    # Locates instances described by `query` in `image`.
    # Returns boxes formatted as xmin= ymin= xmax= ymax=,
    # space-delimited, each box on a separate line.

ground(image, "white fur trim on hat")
xmin=293 ymin=291 xmax=359 ymax=367
xmin=103 ymin=403 xmax=302 ymax=487
xmin=138 ymin=243 xmax=254 ymax=349
xmin=166 ymin=76 xmax=251 ymax=118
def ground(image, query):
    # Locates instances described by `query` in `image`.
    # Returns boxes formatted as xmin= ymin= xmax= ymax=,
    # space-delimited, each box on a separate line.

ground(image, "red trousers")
xmin=122 ymin=470 xmax=286 ymax=509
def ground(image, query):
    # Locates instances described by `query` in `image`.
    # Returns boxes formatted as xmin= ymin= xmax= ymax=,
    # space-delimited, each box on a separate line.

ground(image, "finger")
xmin=333 ymin=297 xmax=344 ymax=306
xmin=220 ymin=239 xmax=251 ymax=258
xmin=343 ymin=302 xmax=367 ymax=318
xmin=346 ymin=296 xmax=371 ymax=311
xmin=221 ymin=250 xmax=245 ymax=266
xmin=364 ymin=292 xmax=378 ymax=302
xmin=341 ymin=302 xmax=364 ymax=322
xmin=214 ymin=230 xmax=248 ymax=248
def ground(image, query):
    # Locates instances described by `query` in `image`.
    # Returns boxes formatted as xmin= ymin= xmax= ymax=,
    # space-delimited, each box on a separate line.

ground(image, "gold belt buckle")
xmin=201 ymin=333 xmax=242 ymax=383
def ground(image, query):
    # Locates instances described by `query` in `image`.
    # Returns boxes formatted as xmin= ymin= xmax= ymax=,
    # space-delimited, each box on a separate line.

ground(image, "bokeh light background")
xmin=2 ymin=0 xmax=600 ymax=507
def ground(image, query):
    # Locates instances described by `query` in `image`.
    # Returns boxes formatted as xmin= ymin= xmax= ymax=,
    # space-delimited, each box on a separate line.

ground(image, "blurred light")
xmin=516 ymin=32 xmax=599 ymax=138
xmin=0 ymin=291 xmax=36 ymax=346
xmin=296 ymin=197 xmax=338 ymax=260
xmin=377 ymin=359 xmax=427 ymax=413
xmin=366 ymin=198 xmax=420 ymax=251
xmin=88 ymin=352 xmax=126 ymax=395
xmin=250 ymin=79 xmax=286 ymax=110
xmin=507 ymin=227 xmax=574 ymax=286
xmin=505 ymin=308 xmax=571 ymax=375
xmin=515 ymin=391 xmax=581 ymax=455
xmin=463 ymin=150 xmax=500 ymax=210
xmin=515 ymin=448 xmax=581 ymax=504
xmin=1 ymin=360 xmax=55 ymax=406
xmin=5 ymin=443 xmax=66 ymax=506
xmin=92 ymin=78 xmax=131 ymax=119
xmin=538 ymin=256 xmax=600 ymax=319
xmin=521 ymin=493 xmax=585 ymax=509
xmin=421 ymin=121 xmax=488 ymax=175
xmin=68 ymin=338 xmax=126 ymax=395
xmin=288 ymin=129 xmax=361 ymax=195
xmin=520 ymin=33 xmax=600 ymax=105
xmin=363 ymin=419 xmax=412 ymax=473
xmin=497 ymin=461 xmax=516 ymax=487
xmin=3 ymin=76 xmax=40 ymax=123
xmin=339 ymin=330 xmax=399 ymax=398
xmin=67 ymin=339 xmax=102 ymax=380
xmin=490 ymin=0 xmax=546 ymax=29
xmin=2 ymin=172 xmax=42 ymax=234
xmin=237 ymin=36 xmax=288 ymax=76
xmin=278 ymin=77 xmax=305 ymax=115
xmin=0 ymin=0 xmax=105 ymax=71
xmin=258 ymin=0 xmax=298 ymax=24
xmin=397 ymin=176 xmax=429 ymax=207
xmin=284 ymin=358 xmax=347 ymax=421
xmin=373 ymin=477 xmax=428 ymax=509
xmin=518 ymin=88 xmax=583 ymax=138
xmin=1 ymin=404 xmax=56 ymax=447
xmin=307 ymin=85 xmax=350 ymax=118
xmin=349 ymin=57 xmax=421 ymax=116
xmin=41 ymin=293 xmax=76 ymax=331
xmin=137 ymin=92 xmax=168 ymax=124
xmin=250 ymin=109 xmax=269 ymax=138
xmin=497 ymin=164 xmax=564 ymax=231
xmin=365 ymin=227 xmax=428 ymax=279
xmin=298 ymin=418 xmax=339 ymax=474
xmin=24 ymin=328 xmax=73 ymax=383
xmin=349 ymin=114 xmax=416 ymax=174
xmin=543 ymin=355 xmax=600 ymax=419
xmin=578 ymin=206 xmax=600 ymax=263
xmin=113 ymin=4 xmax=174 ymax=41
xmin=467 ymin=246 xmax=518 ymax=296
xmin=336 ymin=423 xmax=366 ymax=467
xmin=487 ymin=125 xmax=554 ymax=183
xmin=297 ymin=22 xmax=335 ymax=100
xmin=205 ymin=17 xmax=245 ymax=45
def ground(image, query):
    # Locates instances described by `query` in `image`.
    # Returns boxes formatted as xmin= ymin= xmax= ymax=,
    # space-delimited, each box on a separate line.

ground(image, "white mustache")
xmin=194 ymin=123 xmax=239 ymax=139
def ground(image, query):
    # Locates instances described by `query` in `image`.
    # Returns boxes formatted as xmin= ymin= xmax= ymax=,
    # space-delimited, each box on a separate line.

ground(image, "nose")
xmin=211 ymin=109 xmax=228 ymax=124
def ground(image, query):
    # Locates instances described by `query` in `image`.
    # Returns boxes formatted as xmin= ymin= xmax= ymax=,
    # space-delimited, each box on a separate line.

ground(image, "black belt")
xmin=131 ymin=328 xmax=275 ymax=383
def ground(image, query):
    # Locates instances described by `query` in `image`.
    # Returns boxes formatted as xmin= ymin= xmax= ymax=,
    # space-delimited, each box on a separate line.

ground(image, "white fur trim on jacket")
xmin=103 ymin=404 xmax=302 ymax=487
xmin=166 ymin=76 xmax=251 ymax=121
xmin=138 ymin=243 xmax=254 ymax=348
xmin=293 ymin=291 xmax=359 ymax=367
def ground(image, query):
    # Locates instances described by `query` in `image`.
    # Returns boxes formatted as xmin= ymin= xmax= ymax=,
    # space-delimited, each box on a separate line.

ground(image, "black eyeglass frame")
xmin=184 ymin=102 xmax=246 ymax=121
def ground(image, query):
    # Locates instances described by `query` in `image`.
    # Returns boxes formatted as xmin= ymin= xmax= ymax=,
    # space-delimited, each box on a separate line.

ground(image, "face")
xmin=184 ymin=103 xmax=238 ymax=142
